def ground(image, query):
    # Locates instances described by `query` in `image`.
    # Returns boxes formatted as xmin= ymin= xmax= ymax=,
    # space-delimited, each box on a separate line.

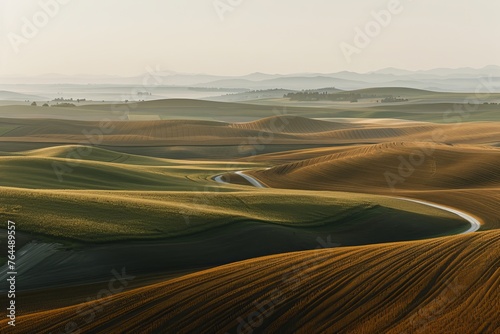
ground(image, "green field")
xmin=2 ymin=88 xmax=500 ymax=123
xmin=0 ymin=145 xmax=469 ymax=244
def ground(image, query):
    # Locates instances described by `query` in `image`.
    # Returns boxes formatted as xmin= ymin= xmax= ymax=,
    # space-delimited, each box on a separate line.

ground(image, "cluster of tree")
xmin=284 ymin=91 xmax=363 ymax=102
xmin=53 ymin=103 xmax=76 ymax=107
xmin=53 ymin=98 xmax=86 ymax=102
xmin=31 ymin=102 xmax=50 ymax=107
xmin=249 ymin=89 xmax=289 ymax=93
xmin=189 ymin=87 xmax=245 ymax=92
xmin=381 ymin=96 xmax=409 ymax=103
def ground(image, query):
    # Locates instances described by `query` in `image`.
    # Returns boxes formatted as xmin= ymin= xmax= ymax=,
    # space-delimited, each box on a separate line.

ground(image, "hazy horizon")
xmin=1 ymin=0 xmax=500 ymax=77
xmin=3 ymin=64 xmax=500 ymax=79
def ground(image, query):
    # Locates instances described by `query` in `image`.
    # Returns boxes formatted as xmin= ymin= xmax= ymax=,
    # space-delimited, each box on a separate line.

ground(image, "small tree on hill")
xmin=31 ymin=101 xmax=37 ymax=106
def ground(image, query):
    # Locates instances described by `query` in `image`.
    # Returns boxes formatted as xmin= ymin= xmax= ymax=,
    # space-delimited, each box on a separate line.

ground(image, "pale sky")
xmin=1 ymin=0 xmax=499 ymax=76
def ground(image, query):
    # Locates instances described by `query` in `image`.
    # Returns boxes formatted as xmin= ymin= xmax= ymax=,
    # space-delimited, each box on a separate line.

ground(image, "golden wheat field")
xmin=3 ymin=231 xmax=498 ymax=333
xmin=0 ymin=109 xmax=498 ymax=333
xmin=1 ymin=116 xmax=499 ymax=147
xmin=3 ymin=1 xmax=500 ymax=332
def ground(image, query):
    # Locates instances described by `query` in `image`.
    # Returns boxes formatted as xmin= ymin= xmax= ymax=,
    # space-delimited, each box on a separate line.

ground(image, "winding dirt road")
xmin=213 ymin=170 xmax=482 ymax=235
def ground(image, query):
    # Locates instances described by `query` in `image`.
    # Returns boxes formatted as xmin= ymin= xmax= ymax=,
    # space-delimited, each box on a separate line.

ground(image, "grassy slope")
xmin=0 ymin=145 xmax=257 ymax=189
xmin=0 ymin=187 xmax=468 ymax=243
xmin=7 ymin=230 xmax=498 ymax=333
xmin=0 ymin=144 xmax=470 ymax=243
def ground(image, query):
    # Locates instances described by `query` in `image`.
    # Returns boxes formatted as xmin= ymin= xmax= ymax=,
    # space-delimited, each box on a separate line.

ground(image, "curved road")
xmin=213 ymin=170 xmax=481 ymax=235
xmin=213 ymin=171 xmax=267 ymax=188
xmin=397 ymin=198 xmax=481 ymax=234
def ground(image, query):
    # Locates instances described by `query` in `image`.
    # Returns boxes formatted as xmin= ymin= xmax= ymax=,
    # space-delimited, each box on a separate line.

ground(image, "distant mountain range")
xmin=1 ymin=66 xmax=500 ymax=92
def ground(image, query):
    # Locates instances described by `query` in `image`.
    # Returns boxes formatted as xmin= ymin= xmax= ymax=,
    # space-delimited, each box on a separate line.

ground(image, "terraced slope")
xmin=6 ymin=231 xmax=498 ymax=333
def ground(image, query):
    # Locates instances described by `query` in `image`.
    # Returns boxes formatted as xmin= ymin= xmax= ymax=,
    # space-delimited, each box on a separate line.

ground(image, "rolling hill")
xmin=0 ymin=111 xmax=497 ymax=333
xmin=239 ymin=142 xmax=500 ymax=230
xmin=1 ymin=97 xmax=500 ymax=122
xmin=6 ymin=230 xmax=498 ymax=333
xmin=250 ymin=142 xmax=500 ymax=192
xmin=0 ymin=117 xmax=499 ymax=150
